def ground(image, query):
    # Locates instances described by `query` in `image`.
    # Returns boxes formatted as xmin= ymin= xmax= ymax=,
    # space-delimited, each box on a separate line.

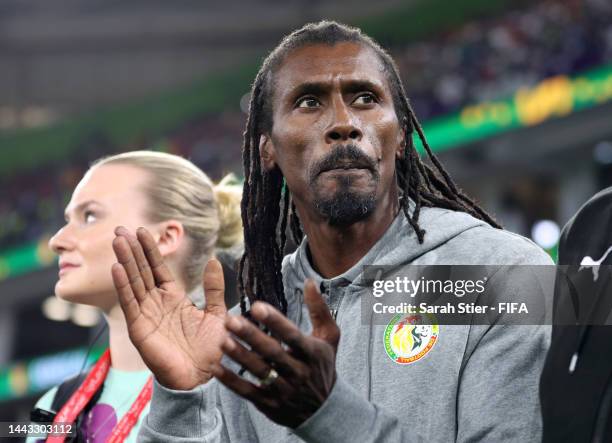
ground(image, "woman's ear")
xmin=154 ymin=220 xmax=185 ymax=258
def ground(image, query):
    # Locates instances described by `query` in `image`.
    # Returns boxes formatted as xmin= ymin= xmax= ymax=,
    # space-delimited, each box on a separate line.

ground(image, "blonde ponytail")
xmin=213 ymin=174 xmax=243 ymax=249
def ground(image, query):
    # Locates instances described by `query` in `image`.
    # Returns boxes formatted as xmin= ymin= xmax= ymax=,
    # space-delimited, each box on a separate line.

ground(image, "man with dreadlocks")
xmin=112 ymin=21 xmax=552 ymax=442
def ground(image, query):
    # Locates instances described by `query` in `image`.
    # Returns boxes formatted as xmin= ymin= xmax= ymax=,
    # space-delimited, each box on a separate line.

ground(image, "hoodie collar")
xmin=286 ymin=205 xmax=487 ymax=290
xmin=294 ymin=209 xmax=408 ymax=290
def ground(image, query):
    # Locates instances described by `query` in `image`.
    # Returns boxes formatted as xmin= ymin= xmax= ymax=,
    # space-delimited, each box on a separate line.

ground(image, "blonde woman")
xmin=27 ymin=151 xmax=242 ymax=443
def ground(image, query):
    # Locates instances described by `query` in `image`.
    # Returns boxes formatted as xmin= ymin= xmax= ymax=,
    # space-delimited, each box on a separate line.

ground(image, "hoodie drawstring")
xmin=366 ymin=301 xmax=375 ymax=401
xmin=569 ymin=270 xmax=611 ymax=374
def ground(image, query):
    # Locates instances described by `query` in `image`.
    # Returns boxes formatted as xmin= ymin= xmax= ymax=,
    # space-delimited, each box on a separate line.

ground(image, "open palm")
xmin=111 ymin=226 xmax=227 ymax=390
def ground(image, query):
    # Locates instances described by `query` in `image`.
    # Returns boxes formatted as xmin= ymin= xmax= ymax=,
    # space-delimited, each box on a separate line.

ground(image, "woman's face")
xmin=49 ymin=164 xmax=152 ymax=311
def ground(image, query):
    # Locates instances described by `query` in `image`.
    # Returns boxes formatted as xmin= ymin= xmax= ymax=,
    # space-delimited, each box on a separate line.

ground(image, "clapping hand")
xmin=112 ymin=227 xmax=340 ymax=428
xmin=111 ymin=226 xmax=228 ymax=391
xmin=211 ymin=280 xmax=340 ymax=428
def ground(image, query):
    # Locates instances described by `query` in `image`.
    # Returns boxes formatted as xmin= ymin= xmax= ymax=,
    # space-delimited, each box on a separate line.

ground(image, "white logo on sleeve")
xmin=580 ymin=245 xmax=612 ymax=281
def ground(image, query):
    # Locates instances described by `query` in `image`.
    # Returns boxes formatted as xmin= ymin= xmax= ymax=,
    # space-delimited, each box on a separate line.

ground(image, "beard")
xmin=313 ymin=177 xmax=377 ymax=226
xmin=309 ymin=144 xmax=380 ymax=227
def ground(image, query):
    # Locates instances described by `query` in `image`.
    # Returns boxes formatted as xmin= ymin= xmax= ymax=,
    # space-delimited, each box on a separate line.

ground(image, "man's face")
xmin=262 ymin=42 xmax=404 ymax=226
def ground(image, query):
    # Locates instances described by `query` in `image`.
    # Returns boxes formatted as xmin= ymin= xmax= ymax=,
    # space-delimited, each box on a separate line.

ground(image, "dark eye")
xmin=296 ymin=96 xmax=321 ymax=109
xmin=353 ymin=93 xmax=377 ymax=105
xmin=84 ymin=210 xmax=97 ymax=224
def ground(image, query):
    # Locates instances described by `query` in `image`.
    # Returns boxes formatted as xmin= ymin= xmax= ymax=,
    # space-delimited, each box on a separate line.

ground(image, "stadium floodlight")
xmin=41 ymin=296 xmax=71 ymax=322
xmin=531 ymin=220 xmax=560 ymax=250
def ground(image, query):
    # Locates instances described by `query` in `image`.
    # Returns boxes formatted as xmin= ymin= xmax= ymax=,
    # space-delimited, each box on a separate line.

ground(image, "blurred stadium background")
xmin=1 ymin=0 xmax=611 ymax=427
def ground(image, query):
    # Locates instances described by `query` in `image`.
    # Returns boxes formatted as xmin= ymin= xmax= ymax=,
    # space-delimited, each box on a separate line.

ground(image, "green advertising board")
xmin=1 ymin=63 xmax=611 ymax=281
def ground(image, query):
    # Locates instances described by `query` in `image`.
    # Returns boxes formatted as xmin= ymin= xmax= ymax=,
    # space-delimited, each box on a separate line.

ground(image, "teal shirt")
xmin=27 ymin=368 xmax=151 ymax=443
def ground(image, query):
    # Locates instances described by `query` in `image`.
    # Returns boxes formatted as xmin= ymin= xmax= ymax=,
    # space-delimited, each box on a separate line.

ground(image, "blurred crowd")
xmin=1 ymin=0 xmax=611 ymax=252
xmin=398 ymin=0 xmax=612 ymax=120
xmin=0 ymin=115 xmax=245 ymax=252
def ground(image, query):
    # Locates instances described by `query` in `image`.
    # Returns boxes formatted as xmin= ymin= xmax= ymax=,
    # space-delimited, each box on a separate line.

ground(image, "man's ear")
xmin=260 ymin=134 xmax=278 ymax=171
xmin=395 ymin=127 xmax=407 ymax=160
xmin=154 ymin=220 xmax=185 ymax=258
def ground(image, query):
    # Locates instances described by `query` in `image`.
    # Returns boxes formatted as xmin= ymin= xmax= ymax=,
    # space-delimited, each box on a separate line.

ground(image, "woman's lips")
xmin=59 ymin=263 xmax=80 ymax=276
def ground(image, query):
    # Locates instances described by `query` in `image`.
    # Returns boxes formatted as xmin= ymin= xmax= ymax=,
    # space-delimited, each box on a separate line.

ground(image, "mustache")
xmin=310 ymin=144 xmax=378 ymax=180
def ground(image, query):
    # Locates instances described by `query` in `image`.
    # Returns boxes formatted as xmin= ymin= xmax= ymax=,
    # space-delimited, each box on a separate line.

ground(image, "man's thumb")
xmin=203 ymin=258 xmax=227 ymax=314
xmin=304 ymin=279 xmax=340 ymax=350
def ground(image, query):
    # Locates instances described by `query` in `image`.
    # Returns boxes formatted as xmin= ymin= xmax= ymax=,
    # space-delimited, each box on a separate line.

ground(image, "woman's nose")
xmin=48 ymin=225 xmax=76 ymax=254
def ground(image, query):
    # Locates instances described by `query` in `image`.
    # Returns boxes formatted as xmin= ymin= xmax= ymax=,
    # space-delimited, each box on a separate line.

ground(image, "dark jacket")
xmin=541 ymin=187 xmax=612 ymax=443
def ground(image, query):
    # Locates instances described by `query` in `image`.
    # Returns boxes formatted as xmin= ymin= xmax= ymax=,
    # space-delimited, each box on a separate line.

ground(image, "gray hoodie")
xmin=139 ymin=207 xmax=552 ymax=442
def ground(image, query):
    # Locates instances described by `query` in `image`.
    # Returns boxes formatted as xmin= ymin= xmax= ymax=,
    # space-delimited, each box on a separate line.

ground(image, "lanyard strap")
xmin=47 ymin=349 xmax=111 ymax=443
xmin=107 ymin=376 xmax=153 ymax=443
xmin=46 ymin=349 xmax=153 ymax=443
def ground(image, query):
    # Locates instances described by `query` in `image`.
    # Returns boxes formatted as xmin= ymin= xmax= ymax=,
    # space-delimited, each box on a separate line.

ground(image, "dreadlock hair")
xmin=239 ymin=20 xmax=500 ymax=315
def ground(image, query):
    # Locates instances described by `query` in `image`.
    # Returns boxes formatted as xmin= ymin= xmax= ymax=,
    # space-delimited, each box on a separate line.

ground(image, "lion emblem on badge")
xmin=384 ymin=314 xmax=439 ymax=364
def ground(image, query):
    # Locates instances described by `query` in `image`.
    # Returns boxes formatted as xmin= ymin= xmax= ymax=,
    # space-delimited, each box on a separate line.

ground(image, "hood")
xmin=554 ymin=186 xmax=612 ymax=374
xmin=558 ymin=186 xmax=612 ymax=266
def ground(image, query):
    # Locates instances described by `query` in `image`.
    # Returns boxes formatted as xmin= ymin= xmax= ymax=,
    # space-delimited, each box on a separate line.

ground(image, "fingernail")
xmin=227 ymin=316 xmax=242 ymax=331
xmin=253 ymin=302 xmax=268 ymax=319
xmin=223 ymin=337 xmax=235 ymax=351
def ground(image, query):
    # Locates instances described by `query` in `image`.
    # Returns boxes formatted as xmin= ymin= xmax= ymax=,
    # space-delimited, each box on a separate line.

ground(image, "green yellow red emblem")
xmin=384 ymin=313 xmax=439 ymax=364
